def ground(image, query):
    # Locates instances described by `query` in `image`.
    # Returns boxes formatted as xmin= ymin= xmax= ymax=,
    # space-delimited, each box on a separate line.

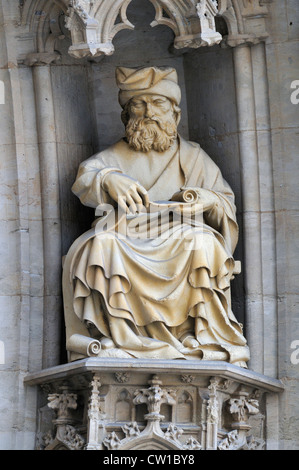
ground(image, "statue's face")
xmin=128 ymin=94 xmax=174 ymax=123
xmin=125 ymin=94 xmax=179 ymax=153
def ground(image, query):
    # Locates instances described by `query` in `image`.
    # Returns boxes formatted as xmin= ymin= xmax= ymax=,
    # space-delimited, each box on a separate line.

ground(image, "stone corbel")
xmin=223 ymin=32 xmax=269 ymax=48
xmin=23 ymin=51 xmax=61 ymax=66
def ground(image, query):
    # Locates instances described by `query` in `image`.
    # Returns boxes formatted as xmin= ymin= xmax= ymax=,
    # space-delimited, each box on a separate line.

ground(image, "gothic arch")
xmin=20 ymin=0 xmax=66 ymax=64
xmin=19 ymin=0 xmax=271 ymax=61
xmin=63 ymin=0 xmax=222 ymax=58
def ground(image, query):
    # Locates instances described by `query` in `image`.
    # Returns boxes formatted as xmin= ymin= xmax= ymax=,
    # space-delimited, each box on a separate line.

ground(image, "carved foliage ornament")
xmin=133 ymin=375 xmax=176 ymax=419
xmin=226 ymin=387 xmax=261 ymax=428
xmin=104 ymin=375 xmax=201 ymax=451
xmin=218 ymin=429 xmax=265 ymax=451
xmin=32 ymin=367 xmax=280 ymax=451
xmin=48 ymin=391 xmax=77 ymax=419
xmin=43 ymin=424 xmax=85 ymax=450
xmin=43 ymin=390 xmax=85 ymax=450
xmin=228 ymin=395 xmax=259 ymax=424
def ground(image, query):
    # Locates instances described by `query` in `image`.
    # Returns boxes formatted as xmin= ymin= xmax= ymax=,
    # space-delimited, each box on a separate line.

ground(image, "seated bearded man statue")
xmin=62 ymin=66 xmax=250 ymax=367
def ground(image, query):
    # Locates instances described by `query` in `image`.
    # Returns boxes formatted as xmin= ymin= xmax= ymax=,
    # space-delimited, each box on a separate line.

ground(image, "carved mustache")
xmin=132 ymin=116 xmax=162 ymax=128
xmin=129 ymin=116 xmax=177 ymax=135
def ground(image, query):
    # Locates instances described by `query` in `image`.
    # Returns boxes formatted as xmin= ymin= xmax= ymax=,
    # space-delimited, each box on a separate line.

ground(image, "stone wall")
xmin=264 ymin=0 xmax=299 ymax=449
xmin=0 ymin=1 xmax=44 ymax=448
xmin=184 ymin=45 xmax=245 ymax=327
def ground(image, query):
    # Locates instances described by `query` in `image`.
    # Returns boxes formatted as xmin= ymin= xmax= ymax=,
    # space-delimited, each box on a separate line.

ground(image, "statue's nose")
xmin=145 ymin=103 xmax=154 ymax=118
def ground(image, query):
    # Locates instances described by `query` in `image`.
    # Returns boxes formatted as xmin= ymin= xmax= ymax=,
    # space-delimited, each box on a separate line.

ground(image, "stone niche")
xmin=20 ymin=0 xmax=284 ymax=451
xmin=24 ymin=358 xmax=284 ymax=451
xmin=17 ymin=0 xmax=276 ymax=369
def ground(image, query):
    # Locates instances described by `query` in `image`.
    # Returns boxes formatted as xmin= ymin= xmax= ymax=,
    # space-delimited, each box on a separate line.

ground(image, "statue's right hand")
xmin=102 ymin=172 xmax=150 ymax=214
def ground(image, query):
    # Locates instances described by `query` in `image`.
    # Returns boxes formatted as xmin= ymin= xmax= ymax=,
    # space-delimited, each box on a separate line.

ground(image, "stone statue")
xmin=63 ymin=66 xmax=250 ymax=367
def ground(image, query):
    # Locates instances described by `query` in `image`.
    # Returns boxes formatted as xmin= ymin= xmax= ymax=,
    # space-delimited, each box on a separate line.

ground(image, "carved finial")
xmin=133 ymin=375 xmax=176 ymax=420
xmin=88 ymin=373 xmax=104 ymax=420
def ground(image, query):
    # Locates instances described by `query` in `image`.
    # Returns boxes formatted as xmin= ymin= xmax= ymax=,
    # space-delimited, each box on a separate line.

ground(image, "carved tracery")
xmin=63 ymin=0 xmax=224 ymax=58
xmin=19 ymin=0 xmax=272 ymax=63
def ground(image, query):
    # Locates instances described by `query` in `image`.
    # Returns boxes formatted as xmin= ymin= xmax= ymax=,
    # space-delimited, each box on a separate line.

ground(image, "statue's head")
xmin=116 ymin=66 xmax=181 ymax=153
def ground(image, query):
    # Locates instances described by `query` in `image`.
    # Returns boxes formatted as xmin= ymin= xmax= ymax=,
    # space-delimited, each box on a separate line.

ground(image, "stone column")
xmin=233 ymin=44 xmax=264 ymax=374
xmin=0 ymin=0 xmax=45 ymax=448
xmin=251 ymin=42 xmax=278 ymax=378
xmin=32 ymin=64 xmax=62 ymax=368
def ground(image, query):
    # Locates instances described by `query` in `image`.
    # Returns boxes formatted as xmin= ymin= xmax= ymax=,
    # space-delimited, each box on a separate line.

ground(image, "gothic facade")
xmin=0 ymin=0 xmax=298 ymax=450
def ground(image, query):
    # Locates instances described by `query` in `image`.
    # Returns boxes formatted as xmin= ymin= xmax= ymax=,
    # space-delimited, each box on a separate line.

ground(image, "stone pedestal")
xmin=24 ymin=358 xmax=284 ymax=451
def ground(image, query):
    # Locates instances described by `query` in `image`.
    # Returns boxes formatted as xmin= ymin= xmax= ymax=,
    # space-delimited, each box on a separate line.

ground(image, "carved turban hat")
xmin=116 ymin=66 xmax=181 ymax=107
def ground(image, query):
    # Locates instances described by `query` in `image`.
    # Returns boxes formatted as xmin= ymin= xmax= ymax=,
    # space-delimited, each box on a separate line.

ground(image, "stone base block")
xmin=24 ymin=358 xmax=284 ymax=451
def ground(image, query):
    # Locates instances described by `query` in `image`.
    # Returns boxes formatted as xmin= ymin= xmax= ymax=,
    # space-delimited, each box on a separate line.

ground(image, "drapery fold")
xmin=65 ymin=136 xmax=249 ymax=365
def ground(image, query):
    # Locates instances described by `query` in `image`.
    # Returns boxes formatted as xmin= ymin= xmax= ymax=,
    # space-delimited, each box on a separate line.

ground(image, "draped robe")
xmin=63 ymin=136 xmax=250 ymax=366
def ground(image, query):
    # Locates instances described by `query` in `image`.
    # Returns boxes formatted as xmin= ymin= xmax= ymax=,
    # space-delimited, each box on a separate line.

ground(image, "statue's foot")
xmin=182 ymin=336 xmax=200 ymax=349
xmin=100 ymin=337 xmax=116 ymax=350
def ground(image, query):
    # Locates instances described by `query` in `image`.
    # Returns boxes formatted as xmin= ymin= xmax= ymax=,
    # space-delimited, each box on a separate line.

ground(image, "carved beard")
xmin=125 ymin=116 xmax=178 ymax=153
